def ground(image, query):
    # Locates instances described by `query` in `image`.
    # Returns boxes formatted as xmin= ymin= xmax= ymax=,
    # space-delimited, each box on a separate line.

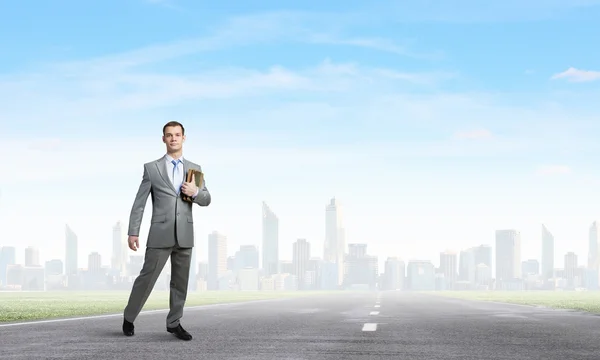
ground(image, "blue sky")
xmin=1 ymin=0 xmax=600 ymax=272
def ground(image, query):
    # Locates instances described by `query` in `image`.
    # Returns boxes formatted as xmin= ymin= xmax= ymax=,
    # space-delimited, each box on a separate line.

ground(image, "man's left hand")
xmin=181 ymin=174 xmax=198 ymax=196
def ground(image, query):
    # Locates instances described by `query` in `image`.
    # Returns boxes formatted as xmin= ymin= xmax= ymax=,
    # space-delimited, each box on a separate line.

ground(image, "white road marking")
xmin=0 ymin=298 xmax=286 ymax=328
xmin=370 ymin=311 xmax=379 ymax=315
xmin=0 ymin=312 xmax=138 ymax=328
xmin=374 ymin=305 xmax=380 ymax=308
xmin=362 ymin=323 xmax=377 ymax=331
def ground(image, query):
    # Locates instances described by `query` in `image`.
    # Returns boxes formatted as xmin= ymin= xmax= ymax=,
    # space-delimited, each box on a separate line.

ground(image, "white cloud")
xmin=551 ymin=67 xmax=600 ymax=83
xmin=381 ymin=0 xmax=600 ymax=23
xmin=0 ymin=58 xmax=455 ymax=127
xmin=3 ymin=9 xmax=600 ymax=270
xmin=453 ymin=129 xmax=493 ymax=139
xmin=536 ymin=165 xmax=572 ymax=175
xmin=306 ymin=34 xmax=444 ymax=60
xmin=33 ymin=11 xmax=420 ymax=76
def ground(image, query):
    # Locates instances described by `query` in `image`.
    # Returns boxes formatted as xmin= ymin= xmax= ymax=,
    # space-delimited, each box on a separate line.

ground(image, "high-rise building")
xmin=459 ymin=248 xmax=475 ymax=284
xmin=208 ymin=231 xmax=227 ymax=290
xmin=588 ymin=221 xmax=599 ymax=270
xmin=235 ymin=245 xmax=259 ymax=272
xmin=344 ymin=243 xmax=378 ymax=288
xmin=293 ymin=239 xmax=310 ymax=289
xmin=406 ymin=260 xmax=435 ymax=291
xmin=473 ymin=245 xmax=492 ymax=268
xmin=45 ymin=259 xmax=63 ymax=275
xmin=383 ymin=257 xmax=405 ymax=290
xmin=439 ymin=250 xmax=458 ymax=290
xmin=521 ymin=259 xmax=539 ymax=277
xmin=262 ymin=202 xmax=279 ymax=276
xmin=24 ymin=246 xmax=40 ymax=267
xmin=197 ymin=261 xmax=209 ymax=280
xmin=0 ymin=246 xmax=16 ymax=286
xmin=564 ymin=252 xmax=578 ymax=288
xmin=189 ymin=246 xmax=197 ymax=291
xmin=88 ymin=252 xmax=102 ymax=272
xmin=541 ymin=224 xmax=554 ymax=280
xmin=495 ymin=229 xmax=521 ymax=285
xmin=324 ymin=197 xmax=345 ymax=285
xmin=111 ymin=222 xmax=128 ymax=274
xmin=279 ymin=260 xmax=294 ymax=274
xmin=459 ymin=245 xmax=492 ymax=288
xmin=65 ymin=224 xmax=78 ymax=276
xmin=473 ymin=245 xmax=492 ymax=287
xmin=348 ymin=244 xmax=367 ymax=258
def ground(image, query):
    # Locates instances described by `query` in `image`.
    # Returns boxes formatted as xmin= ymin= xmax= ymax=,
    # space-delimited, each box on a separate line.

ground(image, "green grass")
xmin=0 ymin=290 xmax=339 ymax=323
xmin=432 ymin=291 xmax=600 ymax=313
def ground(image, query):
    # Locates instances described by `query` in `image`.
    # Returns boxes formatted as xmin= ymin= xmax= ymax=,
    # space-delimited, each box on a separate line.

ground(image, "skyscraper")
xmin=324 ymin=197 xmax=345 ymax=285
xmin=24 ymin=246 xmax=40 ymax=267
xmin=348 ymin=243 xmax=367 ymax=258
xmin=564 ymin=252 xmax=578 ymax=288
xmin=383 ymin=257 xmax=405 ymax=290
xmin=458 ymin=248 xmax=475 ymax=283
xmin=439 ymin=250 xmax=458 ymax=290
xmin=344 ymin=243 xmax=378 ymax=288
xmin=262 ymin=202 xmax=279 ymax=276
xmin=0 ymin=246 xmax=16 ymax=286
xmin=65 ymin=224 xmax=78 ymax=276
xmin=88 ymin=252 xmax=102 ymax=272
xmin=208 ymin=231 xmax=227 ymax=290
xmin=189 ymin=246 xmax=197 ymax=291
xmin=521 ymin=259 xmax=539 ymax=276
xmin=541 ymin=224 xmax=554 ymax=280
xmin=111 ymin=221 xmax=127 ymax=274
xmin=235 ymin=245 xmax=259 ymax=271
xmin=473 ymin=245 xmax=492 ymax=269
xmin=495 ymin=229 xmax=521 ymax=285
xmin=588 ymin=221 xmax=599 ymax=270
xmin=293 ymin=239 xmax=310 ymax=289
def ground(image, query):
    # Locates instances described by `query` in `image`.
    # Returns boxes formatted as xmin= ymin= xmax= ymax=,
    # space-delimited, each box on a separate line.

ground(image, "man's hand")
xmin=128 ymin=235 xmax=140 ymax=251
xmin=181 ymin=173 xmax=198 ymax=197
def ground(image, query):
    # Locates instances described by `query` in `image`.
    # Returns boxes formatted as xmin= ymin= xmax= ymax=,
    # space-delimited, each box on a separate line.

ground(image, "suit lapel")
xmin=155 ymin=156 xmax=178 ymax=195
xmin=182 ymin=158 xmax=189 ymax=182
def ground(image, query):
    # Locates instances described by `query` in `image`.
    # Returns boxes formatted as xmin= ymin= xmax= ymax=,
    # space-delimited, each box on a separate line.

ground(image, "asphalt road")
xmin=2 ymin=291 xmax=600 ymax=359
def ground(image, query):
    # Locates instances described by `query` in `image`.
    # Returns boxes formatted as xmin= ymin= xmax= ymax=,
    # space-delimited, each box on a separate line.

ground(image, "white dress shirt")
xmin=165 ymin=154 xmax=198 ymax=197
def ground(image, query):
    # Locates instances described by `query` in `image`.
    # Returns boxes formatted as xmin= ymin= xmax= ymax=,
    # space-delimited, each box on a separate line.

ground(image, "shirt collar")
xmin=166 ymin=154 xmax=184 ymax=163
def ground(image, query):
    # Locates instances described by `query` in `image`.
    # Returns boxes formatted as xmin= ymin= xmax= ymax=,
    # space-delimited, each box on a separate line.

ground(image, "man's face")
xmin=162 ymin=125 xmax=185 ymax=152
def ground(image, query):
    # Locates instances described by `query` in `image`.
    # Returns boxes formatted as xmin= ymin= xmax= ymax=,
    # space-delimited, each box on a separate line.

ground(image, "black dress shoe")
xmin=167 ymin=324 xmax=192 ymax=340
xmin=123 ymin=319 xmax=134 ymax=336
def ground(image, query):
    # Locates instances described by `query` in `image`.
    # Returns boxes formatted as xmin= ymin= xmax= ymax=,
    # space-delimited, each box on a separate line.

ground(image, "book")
xmin=182 ymin=169 xmax=204 ymax=202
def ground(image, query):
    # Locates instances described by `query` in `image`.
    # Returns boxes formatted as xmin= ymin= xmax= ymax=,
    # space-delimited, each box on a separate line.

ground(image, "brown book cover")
xmin=182 ymin=169 xmax=204 ymax=202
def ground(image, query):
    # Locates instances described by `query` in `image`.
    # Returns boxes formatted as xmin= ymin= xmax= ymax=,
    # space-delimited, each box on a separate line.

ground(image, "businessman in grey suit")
xmin=122 ymin=121 xmax=211 ymax=341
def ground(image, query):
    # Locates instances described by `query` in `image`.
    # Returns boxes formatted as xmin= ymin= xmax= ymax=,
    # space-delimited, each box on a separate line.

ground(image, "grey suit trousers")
xmin=123 ymin=245 xmax=192 ymax=328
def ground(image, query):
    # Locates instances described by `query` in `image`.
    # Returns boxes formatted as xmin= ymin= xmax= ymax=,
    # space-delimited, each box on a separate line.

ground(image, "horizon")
xmin=2 ymin=0 xmax=600 ymax=272
xmin=0 ymin=207 xmax=597 ymax=273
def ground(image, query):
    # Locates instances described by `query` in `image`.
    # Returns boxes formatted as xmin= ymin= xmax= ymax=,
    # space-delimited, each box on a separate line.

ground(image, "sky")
xmin=1 ymin=0 xmax=600 ymax=273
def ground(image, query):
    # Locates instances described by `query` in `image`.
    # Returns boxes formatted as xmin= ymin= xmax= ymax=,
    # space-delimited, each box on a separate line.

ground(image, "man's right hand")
xmin=128 ymin=235 xmax=140 ymax=251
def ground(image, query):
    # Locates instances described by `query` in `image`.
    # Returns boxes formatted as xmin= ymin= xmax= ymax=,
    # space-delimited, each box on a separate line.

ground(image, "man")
xmin=122 ymin=121 xmax=211 ymax=341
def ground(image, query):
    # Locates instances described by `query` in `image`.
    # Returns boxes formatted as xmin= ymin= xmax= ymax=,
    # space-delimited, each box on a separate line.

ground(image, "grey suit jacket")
xmin=127 ymin=155 xmax=211 ymax=248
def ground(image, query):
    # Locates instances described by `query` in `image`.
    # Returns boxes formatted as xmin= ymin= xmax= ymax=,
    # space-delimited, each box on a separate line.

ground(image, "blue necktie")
xmin=172 ymin=159 xmax=182 ymax=193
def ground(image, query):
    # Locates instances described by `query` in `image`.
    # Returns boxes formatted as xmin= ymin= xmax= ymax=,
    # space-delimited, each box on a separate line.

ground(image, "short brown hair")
xmin=163 ymin=121 xmax=185 ymax=135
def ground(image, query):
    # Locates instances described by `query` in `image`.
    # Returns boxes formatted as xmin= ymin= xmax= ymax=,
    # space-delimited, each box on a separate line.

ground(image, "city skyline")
xmin=2 ymin=209 xmax=598 ymax=292
xmin=2 ymin=197 xmax=599 ymax=275
xmin=2 ymin=1 xmax=600 ymax=277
